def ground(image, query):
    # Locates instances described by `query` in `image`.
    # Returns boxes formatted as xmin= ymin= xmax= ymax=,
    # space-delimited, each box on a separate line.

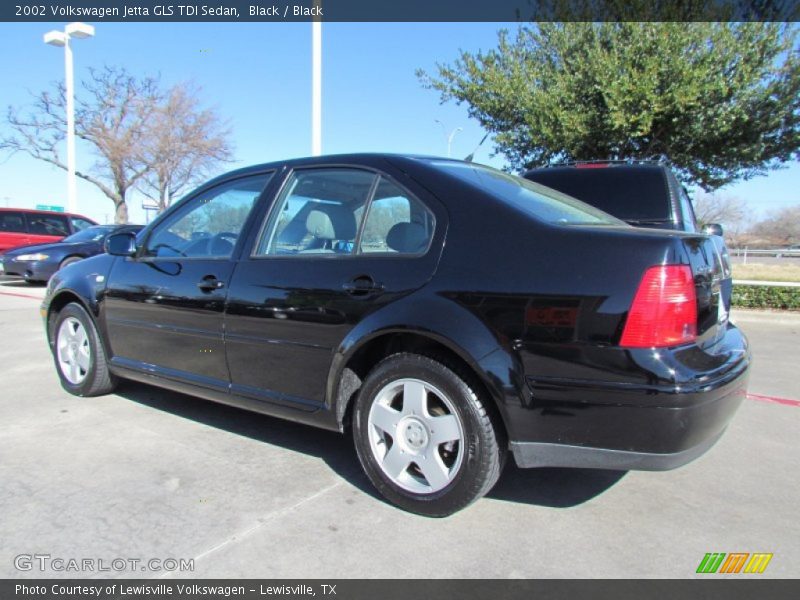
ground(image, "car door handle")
xmin=342 ymin=276 xmax=384 ymax=296
xmin=197 ymin=276 xmax=225 ymax=292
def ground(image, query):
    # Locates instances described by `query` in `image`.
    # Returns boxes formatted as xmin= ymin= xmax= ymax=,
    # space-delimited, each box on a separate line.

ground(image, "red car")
xmin=0 ymin=208 xmax=97 ymax=254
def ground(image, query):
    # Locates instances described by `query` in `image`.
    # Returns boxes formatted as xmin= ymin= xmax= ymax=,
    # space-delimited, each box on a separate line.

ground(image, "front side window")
xmin=144 ymin=174 xmax=271 ymax=258
xmin=256 ymin=169 xmax=376 ymax=256
xmin=359 ymin=178 xmax=434 ymax=254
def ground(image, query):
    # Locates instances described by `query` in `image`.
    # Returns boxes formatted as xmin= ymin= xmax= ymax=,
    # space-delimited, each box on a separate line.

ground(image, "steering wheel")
xmin=151 ymin=242 xmax=187 ymax=257
xmin=207 ymin=231 xmax=239 ymax=256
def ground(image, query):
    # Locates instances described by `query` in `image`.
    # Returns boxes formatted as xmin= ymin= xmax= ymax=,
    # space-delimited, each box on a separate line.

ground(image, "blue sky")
xmin=0 ymin=21 xmax=798 ymax=224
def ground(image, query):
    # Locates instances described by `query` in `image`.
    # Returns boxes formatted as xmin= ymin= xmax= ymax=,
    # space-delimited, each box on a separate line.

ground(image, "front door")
xmin=225 ymin=166 xmax=443 ymax=410
xmin=103 ymin=173 xmax=273 ymax=391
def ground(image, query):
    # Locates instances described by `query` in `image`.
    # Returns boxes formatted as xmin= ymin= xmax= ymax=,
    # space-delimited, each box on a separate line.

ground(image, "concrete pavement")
xmin=0 ymin=281 xmax=798 ymax=579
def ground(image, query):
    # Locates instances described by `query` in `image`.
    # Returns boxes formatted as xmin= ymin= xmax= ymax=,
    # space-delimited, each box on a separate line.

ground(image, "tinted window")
xmin=359 ymin=178 xmax=434 ymax=254
xmin=26 ymin=214 xmax=69 ymax=236
xmin=70 ymin=217 xmax=96 ymax=232
xmin=63 ymin=225 xmax=116 ymax=243
xmin=526 ymin=168 xmax=671 ymax=222
xmin=0 ymin=211 xmax=25 ymax=233
xmin=145 ymin=174 xmax=271 ymax=258
xmin=257 ymin=169 xmax=377 ymax=256
xmin=431 ymin=161 xmax=623 ymax=225
xmin=678 ymin=186 xmax=698 ymax=232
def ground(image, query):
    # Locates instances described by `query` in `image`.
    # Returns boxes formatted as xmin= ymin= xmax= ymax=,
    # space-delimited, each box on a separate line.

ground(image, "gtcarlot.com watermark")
xmin=14 ymin=553 xmax=194 ymax=573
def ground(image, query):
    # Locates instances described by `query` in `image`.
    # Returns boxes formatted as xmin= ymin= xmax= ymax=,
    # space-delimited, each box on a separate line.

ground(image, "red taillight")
xmin=620 ymin=265 xmax=697 ymax=348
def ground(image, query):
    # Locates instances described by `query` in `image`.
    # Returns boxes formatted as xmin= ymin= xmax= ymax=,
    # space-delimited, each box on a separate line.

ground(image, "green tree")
xmin=419 ymin=22 xmax=800 ymax=189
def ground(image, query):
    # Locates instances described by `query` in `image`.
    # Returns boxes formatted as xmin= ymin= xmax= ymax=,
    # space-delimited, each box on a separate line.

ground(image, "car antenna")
xmin=464 ymin=133 xmax=489 ymax=163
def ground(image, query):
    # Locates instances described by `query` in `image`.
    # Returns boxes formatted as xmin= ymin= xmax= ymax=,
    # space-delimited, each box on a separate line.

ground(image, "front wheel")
xmin=353 ymin=353 xmax=505 ymax=517
xmin=52 ymin=302 xmax=117 ymax=397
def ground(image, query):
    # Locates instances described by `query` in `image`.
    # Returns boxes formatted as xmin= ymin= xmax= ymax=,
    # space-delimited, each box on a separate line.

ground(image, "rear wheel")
xmin=52 ymin=303 xmax=117 ymax=397
xmin=353 ymin=353 xmax=505 ymax=517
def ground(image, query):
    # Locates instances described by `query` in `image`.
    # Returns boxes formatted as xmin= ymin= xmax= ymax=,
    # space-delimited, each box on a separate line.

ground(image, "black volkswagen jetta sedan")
xmin=41 ymin=154 xmax=750 ymax=516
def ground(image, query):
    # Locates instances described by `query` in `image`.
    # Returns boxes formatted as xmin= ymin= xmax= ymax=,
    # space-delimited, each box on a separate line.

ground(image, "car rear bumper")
xmin=511 ymin=428 xmax=727 ymax=470
xmin=509 ymin=323 xmax=750 ymax=470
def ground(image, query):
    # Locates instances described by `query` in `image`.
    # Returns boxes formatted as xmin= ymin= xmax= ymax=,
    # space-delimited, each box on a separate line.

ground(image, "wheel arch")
xmin=59 ymin=254 xmax=87 ymax=266
xmin=46 ymin=290 xmax=98 ymax=350
xmin=327 ymin=303 xmax=523 ymax=441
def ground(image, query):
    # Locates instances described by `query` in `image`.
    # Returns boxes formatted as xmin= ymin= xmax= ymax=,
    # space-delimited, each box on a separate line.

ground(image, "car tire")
xmin=352 ymin=353 xmax=505 ymax=517
xmin=59 ymin=256 xmax=83 ymax=271
xmin=52 ymin=302 xmax=117 ymax=397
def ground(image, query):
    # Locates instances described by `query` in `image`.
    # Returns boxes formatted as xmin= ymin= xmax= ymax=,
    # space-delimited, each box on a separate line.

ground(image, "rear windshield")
xmin=526 ymin=168 xmax=671 ymax=221
xmin=429 ymin=161 xmax=624 ymax=226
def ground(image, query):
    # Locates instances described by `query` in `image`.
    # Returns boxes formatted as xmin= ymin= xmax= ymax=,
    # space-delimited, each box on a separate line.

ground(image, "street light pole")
xmin=435 ymin=120 xmax=463 ymax=158
xmin=311 ymin=1 xmax=322 ymax=156
xmin=64 ymin=34 xmax=76 ymax=215
xmin=44 ymin=22 xmax=94 ymax=215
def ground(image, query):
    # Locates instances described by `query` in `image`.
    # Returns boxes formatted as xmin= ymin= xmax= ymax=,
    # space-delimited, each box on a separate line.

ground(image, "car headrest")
xmin=386 ymin=222 xmax=428 ymax=254
xmin=306 ymin=206 xmax=357 ymax=240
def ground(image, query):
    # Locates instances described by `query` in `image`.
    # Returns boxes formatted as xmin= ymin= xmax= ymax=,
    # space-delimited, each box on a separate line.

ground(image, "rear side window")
xmin=26 ymin=213 xmax=69 ymax=236
xmin=431 ymin=161 xmax=623 ymax=226
xmin=359 ymin=178 xmax=434 ymax=254
xmin=0 ymin=211 xmax=25 ymax=233
xmin=678 ymin=186 xmax=698 ymax=232
xmin=526 ymin=168 xmax=671 ymax=222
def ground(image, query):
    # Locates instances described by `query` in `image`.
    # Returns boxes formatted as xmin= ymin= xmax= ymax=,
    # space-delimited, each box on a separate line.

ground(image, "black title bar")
xmin=3 ymin=0 xmax=800 ymax=22
xmin=3 ymin=579 xmax=800 ymax=600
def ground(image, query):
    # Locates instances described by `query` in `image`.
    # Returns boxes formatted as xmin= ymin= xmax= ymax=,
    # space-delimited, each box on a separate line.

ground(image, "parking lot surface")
xmin=1 ymin=280 xmax=798 ymax=579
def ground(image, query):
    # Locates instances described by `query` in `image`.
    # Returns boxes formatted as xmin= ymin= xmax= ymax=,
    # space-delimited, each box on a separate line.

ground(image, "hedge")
xmin=731 ymin=284 xmax=800 ymax=310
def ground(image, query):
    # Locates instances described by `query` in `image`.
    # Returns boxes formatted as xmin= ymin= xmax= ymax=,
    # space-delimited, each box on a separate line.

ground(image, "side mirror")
xmin=105 ymin=232 xmax=137 ymax=257
xmin=703 ymin=223 xmax=724 ymax=237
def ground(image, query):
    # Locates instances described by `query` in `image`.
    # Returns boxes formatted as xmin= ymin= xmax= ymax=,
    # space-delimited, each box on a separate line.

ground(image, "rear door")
xmin=224 ymin=165 xmax=444 ymax=410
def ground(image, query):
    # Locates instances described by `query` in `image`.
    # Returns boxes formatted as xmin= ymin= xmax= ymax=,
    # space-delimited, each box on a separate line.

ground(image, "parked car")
xmin=522 ymin=161 xmax=716 ymax=232
xmin=0 ymin=208 xmax=97 ymax=254
xmin=2 ymin=224 xmax=143 ymax=283
xmin=41 ymin=155 xmax=750 ymax=516
xmin=523 ymin=160 xmax=734 ymax=288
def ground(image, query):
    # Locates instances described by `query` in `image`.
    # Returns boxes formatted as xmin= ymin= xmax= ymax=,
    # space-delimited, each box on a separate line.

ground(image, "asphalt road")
xmin=0 ymin=281 xmax=798 ymax=579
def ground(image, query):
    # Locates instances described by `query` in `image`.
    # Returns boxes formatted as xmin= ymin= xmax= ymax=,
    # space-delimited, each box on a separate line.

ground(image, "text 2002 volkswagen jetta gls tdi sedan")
xmin=41 ymin=154 xmax=750 ymax=516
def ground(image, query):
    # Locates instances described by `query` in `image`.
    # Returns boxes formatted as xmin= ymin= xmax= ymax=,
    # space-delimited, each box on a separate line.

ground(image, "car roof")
xmin=0 ymin=207 xmax=97 ymax=220
xmin=201 ymin=153 xmax=448 ymax=184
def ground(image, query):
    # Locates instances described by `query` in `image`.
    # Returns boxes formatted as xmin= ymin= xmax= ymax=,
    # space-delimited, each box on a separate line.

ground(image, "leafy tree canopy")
xmin=419 ymin=22 xmax=800 ymax=189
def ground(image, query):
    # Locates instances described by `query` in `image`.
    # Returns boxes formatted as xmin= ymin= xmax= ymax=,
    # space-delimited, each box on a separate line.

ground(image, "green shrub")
xmin=731 ymin=284 xmax=800 ymax=310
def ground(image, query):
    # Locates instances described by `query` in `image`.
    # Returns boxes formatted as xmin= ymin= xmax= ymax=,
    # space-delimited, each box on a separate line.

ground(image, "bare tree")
xmin=1 ymin=67 xmax=161 ymax=223
xmin=693 ymin=192 xmax=750 ymax=246
xmin=752 ymin=204 xmax=800 ymax=246
xmin=136 ymin=82 xmax=233 ymax=212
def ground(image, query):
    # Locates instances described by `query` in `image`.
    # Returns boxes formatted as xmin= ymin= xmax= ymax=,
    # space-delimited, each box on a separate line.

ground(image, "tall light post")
xmin=435 ymin=120 xmax=462 ymax=158
xmin=311 ymin=1 xmax=322 ymax=156
xmin=44 ymin=22 xmax=94 ymax=215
